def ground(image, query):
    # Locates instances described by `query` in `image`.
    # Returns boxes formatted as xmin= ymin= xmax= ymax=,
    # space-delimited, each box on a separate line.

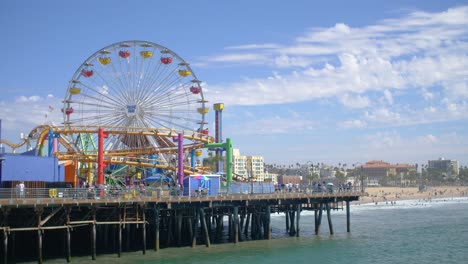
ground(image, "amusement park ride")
xmin=0 ymin=40 xmax=234 ymax=188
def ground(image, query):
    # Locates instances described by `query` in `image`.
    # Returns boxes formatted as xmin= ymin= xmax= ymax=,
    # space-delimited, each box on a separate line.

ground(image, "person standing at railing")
xmin=19 ymin=181 xmax=25 ymax=198
xmin=15 ymin=183 xmax=20 ymax=198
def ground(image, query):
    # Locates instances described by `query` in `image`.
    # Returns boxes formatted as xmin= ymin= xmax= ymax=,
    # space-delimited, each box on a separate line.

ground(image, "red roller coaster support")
xmin=98 ymin=128 xmax=108 ymax=185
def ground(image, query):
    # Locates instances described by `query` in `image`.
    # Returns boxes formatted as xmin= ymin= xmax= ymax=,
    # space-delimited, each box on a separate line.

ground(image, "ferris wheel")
xmin=62 ymin=40 xmax=208 ymax=153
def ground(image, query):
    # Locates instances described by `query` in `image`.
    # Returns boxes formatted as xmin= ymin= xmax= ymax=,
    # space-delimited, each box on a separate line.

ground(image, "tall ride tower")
xmin=213 ymin=103 xmax=224 ymax=173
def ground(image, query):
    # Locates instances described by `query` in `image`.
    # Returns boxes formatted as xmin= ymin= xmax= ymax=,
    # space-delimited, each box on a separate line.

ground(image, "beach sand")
xmin=357 ymin=186 xmax=468 ymax=204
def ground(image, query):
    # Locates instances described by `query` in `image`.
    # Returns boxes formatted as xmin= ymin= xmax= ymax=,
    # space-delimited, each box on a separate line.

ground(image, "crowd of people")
xmin=274 ymin=181 xmax=355 ymax=193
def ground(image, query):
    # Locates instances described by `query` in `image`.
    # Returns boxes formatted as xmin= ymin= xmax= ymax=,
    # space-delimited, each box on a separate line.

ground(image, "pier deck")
xmin=0 ymin=189 xmax=366 ymax=263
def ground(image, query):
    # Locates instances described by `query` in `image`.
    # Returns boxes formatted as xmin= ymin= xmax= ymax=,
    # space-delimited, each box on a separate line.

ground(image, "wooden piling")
xmin=250 ymin=212 xmax=256 ymax=239
xmin=65 ymin=207 xmax=71 ymax=263
xmin=228 ymin=210 xmax=232 ymax=241
xmin=265 ymin=205 xmax=272 ymax=240
xmin=326 ymin=202 xmax=334 ymax=235
xmin=142 ymin=206 xmax=146 ymax=255
xmin=199 ymin=208 xmax=210 ymax=247
xmin=296 ymin=204 xmax=301 ymax=237
xmin=239 ymin=212 xmax=245 ymax=234
xmin=3 ymin=230 xmax=7 ymax=264
xmin=285 ymin=206 xmax=290 ymax=232
xmin=154 ymin=207 xmax=160 ymax=252
xmin=233 ymin=206 xmax=239 ymax=243
xmin=91 ymin=209 xmax=96 ymax=260
xmin=316 ymin=203 xmax=323 ymax=235
xmin=244 ymin=213 xmax=250 ymax=237
xmin=289 ymin=208 xmax=296 ymax=236
xmin=187 ymin=212 xmax=193 ymax=245
xmin=177 ymin=210 xmax=183 ymax=247
xmin=37 ymin=210 xmax=43 ymax=264
xmin=118 ymin=210 xmax=122 ymax=257
xmin=191 ymin=209 xmax=198 ymax=248
xmin=346 ymin=200 xmax=351 ymax=232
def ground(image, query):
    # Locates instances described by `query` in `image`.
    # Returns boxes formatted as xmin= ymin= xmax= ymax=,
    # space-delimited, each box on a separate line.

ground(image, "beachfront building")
xmin=247 ymin=155 xmax=265 ymax=181
xmin=428 ymin=158 xmax=459 ymax=178
xmin=263 ymin=172 xmax=278 ymax=184
xmin=232 ymin=149 xmax=265 ymax=181
xmin=360 ymin=160 xmax=416 ymax=186
xmin=233 ymin=149 xmax=248 ymax=179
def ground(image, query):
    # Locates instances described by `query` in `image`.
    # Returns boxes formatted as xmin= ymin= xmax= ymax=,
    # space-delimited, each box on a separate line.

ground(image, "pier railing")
xmin=0 ymin=185 xmax=365 ymax=204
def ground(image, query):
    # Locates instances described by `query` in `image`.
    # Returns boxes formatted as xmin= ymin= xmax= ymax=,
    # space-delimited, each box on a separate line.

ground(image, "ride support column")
xmin=97 ymin=128 xmax=108 ymax=185
xmin=177 ymin=133 xmax=184 ymax=186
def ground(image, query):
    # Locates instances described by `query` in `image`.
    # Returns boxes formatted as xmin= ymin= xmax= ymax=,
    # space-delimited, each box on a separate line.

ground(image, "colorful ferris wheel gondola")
xmin=160 ymin=49 xmax=173 ymax=64
xmin=190 ymin=79 xmax=202 ymax=94
xmin=81 ymin=63 xmax=94 ymax=77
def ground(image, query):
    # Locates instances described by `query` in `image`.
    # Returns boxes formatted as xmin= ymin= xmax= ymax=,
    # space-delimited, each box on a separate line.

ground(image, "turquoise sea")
xmin=41 ymin=197 xmax=468 ymax=264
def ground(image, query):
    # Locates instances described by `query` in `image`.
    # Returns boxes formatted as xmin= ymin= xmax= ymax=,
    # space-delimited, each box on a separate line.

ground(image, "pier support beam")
xmin=154 ymin=207 xmax=160 ymax=252
xmin=296 ymin=204 xmax=301 ymax=237
xmin=142 ymin=206 xmax=146 ymax=255
xmin=36 ymin=210 xmax=43 ymax=264
xmin=37 ymin=229 xmax=43 ymax=264
xmin=66 ymin=227 xmax=71 ymax=263
xmin=265 ymin=205 xmax=271 ymax=240
xmin=233 ymin=206 xmax=239 ymax=243
xmin=91 ymin=210 xmax=97 ymax=260
xmin=346 ymin=200 xmax=351 ymax=233
xmin=199 ymin=208 xmax=210 ymax=247
xmin=65 ymin=208 xmax=71 ymax=263
xmin=3 ymin=230 xmax=7 ymax=264
xmin=191 ymin=209 xmax=198 ymax=248
xmin=326 ymin=202 xmax=334 ymax=235
xmin=177 ymin=210 xmax=183 ymax=247
xmin=118 ymin=209 xmax=122 ymax=257
xmin=289 ymin=207 xmax=296 ymax=236
xmin=244 ymin=213 xmax=250 ymax=237
xmin=316 ymin=203 xmax=323 ymax=235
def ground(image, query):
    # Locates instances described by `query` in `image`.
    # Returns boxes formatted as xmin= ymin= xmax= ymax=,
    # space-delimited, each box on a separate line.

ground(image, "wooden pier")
xmin=0 ymin=191 xmax=365 ymax=263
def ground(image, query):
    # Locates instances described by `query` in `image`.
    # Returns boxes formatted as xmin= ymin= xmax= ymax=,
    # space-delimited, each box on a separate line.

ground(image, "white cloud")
xmin=339 ymin=119 xmax=366 ymax=129
xmin=356 ymin=131 xmax=468 ymax=164
xmin=15 ymin=96 xmax=41 ymax=103
xmin=205 ymin=53 xmax=270 ymax=63
xmin=383 ymin=89 xmax=393 ymax=105
xmin=365 ymin=108 xmax=401 ymax=123
xmin=0 ymin=95 xmax=62 ymax=144
xmin=339 ymin=93 xmax=370 ymax=109
xmin=421 ymin=88 xmax=434 ymax=100
xmin=201 ymin=5 xmax=467 ymax=118
xmin=419 ymin=134 xmax=438 ymax=144
xmin=231 ymin=115 xmax=315 ymax=135
xmin=225 ymin=43 xmax=281 ymax=50
xmin=424 ymin=106 xmax=437 ymax=113
xmin=365 ymin=131 xmax=402 ymax=149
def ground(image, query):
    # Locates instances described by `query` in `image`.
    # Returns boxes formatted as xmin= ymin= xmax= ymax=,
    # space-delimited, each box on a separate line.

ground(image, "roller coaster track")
xmin=0 ymin=138 xmax=28 ymax=149
xmin=2 ymin=125 xmax=215 ymax=175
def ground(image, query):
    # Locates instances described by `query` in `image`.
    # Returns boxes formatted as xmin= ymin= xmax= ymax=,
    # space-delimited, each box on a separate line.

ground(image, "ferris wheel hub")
xmin=125 ymin=104 xmax=139 ymax=117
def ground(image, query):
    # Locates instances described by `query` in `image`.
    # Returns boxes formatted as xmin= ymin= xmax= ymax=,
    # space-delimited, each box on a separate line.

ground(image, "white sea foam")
xmin=349 ymin=196 xmax=468 ymax=212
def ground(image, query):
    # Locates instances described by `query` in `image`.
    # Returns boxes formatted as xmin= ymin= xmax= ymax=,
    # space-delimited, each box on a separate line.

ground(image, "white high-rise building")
xmin=233 ymin=149 xmax=248 ymax=179
xmin=232 ymin=149 xmax=265 ymax=181
xmin=247 ymin=155 xmax=264 ymax=181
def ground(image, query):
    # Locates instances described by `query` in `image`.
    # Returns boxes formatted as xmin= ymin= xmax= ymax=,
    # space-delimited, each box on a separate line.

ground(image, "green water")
xmin=37 ymin=198 xmax=468 ymax=264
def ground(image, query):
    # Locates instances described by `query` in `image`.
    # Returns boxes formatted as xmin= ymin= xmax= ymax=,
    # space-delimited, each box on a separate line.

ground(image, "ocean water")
xmin=41 ymin=198 xmax=468 ymax=264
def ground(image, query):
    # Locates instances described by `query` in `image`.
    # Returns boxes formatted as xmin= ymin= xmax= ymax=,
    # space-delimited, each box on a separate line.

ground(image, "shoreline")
xmin=354 ymin=186 xmax=468 ymax=205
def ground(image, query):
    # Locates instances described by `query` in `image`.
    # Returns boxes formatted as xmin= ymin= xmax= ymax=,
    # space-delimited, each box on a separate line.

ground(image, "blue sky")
xmin=0 ymin=0 xmax=467 ymax=166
